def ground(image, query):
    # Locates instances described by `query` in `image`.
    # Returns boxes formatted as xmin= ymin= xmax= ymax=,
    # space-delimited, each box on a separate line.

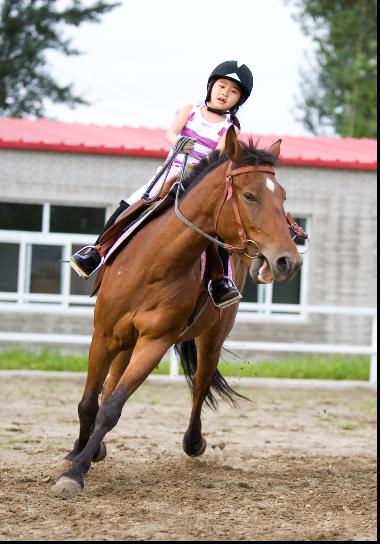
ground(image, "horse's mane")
xmin=179 ymin=139 xmax=278 ymax=198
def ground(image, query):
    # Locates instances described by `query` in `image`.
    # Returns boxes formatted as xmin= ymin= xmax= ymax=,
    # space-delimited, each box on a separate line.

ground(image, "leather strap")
xmin=226 ymin=163 xmax=276 ymax=177
xmin=286 ymin=212 xmax=308 ymax=240
xmin=226 ymin=163 xmax=308 ymax=242
xmin=176 ymin=161 xmax=270 ymax=258
xmin=215 ymin=161 xmax=271 ymax=255
xmin=206 ymin=244 xmax=225 ymax=280
xmin=96 ymin=199 xmax=150 ymax=256
xmin=158 ymin=174 xmax=179 ymax=199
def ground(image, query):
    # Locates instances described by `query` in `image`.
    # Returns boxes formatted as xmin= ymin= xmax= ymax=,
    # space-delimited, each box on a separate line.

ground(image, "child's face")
xmin=209 ymin=78 xmax=242 ymax=110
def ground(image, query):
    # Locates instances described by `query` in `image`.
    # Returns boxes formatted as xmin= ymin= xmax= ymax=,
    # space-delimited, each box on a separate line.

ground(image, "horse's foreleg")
xmin=60 ymin=334 xmax=113 ymax=471
xmin=52 ymin=336 xmax=172 ymax=499
xmin=183 ymin=333 xmax=222 ymax=457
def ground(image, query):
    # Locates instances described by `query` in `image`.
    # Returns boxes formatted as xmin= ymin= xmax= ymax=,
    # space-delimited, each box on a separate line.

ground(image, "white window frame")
xmin=0 ymin=202 xmax=108 ymax=309
xmin=0 ymin=203 xmax=310 ymax=321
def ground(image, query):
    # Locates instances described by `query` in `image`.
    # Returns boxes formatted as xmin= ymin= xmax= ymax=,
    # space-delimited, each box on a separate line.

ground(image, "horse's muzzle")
xmin=250 ymin=253 xmax=302 ymax=284
xmin=272 ymin=253 xmax=302 ymax=282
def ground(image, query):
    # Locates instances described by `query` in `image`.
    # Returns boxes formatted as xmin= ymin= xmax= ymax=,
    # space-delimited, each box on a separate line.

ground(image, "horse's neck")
xmin=153 ymin=164 xmax=226 ymax=273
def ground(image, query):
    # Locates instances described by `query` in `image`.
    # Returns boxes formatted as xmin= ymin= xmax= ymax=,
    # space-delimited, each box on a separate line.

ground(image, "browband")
xmin=226 ymin=162 xmax=276 ymax=177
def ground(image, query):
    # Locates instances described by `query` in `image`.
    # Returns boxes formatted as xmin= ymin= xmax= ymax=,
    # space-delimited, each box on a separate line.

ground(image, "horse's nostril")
xmin=276 ymin=255 xmax=294 ymax=274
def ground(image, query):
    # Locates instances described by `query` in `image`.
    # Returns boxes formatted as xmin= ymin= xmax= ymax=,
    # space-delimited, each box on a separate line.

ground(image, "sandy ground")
xmin=0 ymin=376 xmax=377 ymax=541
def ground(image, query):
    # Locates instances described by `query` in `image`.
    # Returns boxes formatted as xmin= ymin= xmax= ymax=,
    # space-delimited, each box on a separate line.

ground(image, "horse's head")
xmin=219 ymin=126 xmax=302 ymax=283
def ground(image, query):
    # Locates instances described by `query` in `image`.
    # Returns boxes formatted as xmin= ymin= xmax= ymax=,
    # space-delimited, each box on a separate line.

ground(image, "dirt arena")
xmin=0 ymin=375 xmax=377 ymax=541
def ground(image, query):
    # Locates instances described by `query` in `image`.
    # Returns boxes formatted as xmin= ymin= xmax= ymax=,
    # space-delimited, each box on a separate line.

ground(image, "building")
xmin=0 ymin=118 xmax=377 ymax=354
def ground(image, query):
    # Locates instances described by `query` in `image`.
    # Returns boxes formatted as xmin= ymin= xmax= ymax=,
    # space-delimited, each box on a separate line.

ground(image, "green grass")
xmin=0 ymin=349 xmax=370 ymax=380
xmin=218 ymin=355 xmax=370 ymax=381
xmin=0 ymin=349 xmax=88 ymax=372
xmin=0 ymin=348 xmax=171 ymax=374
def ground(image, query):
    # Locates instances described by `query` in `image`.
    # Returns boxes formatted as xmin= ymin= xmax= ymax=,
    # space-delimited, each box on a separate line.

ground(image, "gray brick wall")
xmin=0 ymin=149 xmax=161 ymax=207
xmin=0 ymin=149 xmax=377 ymax=352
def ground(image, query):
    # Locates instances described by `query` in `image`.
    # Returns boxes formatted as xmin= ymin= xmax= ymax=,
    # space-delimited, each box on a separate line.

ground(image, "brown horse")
xmin=52 ymin=127 xmax=302 ymax=499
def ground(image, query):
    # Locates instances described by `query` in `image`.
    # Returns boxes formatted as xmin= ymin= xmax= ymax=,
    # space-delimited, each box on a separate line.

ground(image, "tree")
xmin=0 ymin=0 xmax=120 ymax=117
xmin=287 ymin=0 xmax=377 ymax=138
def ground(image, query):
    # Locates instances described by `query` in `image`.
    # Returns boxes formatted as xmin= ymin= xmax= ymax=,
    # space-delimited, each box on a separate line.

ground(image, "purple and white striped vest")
xmin=125 ymin=105 xmax=233 ymax=205
xmin=169 ymin=104 xmax=233 ymax=172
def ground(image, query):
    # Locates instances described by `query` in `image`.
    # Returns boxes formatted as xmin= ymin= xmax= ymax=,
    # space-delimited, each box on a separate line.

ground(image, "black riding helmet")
xmin=207 ymin=60 xmax=254 ymax=108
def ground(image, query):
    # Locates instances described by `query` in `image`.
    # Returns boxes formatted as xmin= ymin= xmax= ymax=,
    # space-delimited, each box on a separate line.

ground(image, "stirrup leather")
xmin=208 ymin=279 xmax=243 ymax=309
xmin=69 ymin=246 xmax=105 ymax=279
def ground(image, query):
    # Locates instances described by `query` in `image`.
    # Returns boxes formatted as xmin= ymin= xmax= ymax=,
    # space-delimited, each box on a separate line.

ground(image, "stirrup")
xmin=207 ymin=279 xmax=243 ymax=309
xmin=69 ymin=245 xmax=105 ymax=280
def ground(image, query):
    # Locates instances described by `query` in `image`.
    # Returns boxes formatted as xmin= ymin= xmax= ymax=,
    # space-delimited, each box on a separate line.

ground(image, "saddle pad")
xmin=104 ymin=195 xmax=172 ymax=264
xmin=92 ymin=194 xmax=234 ymax=297
xmin=104 ymin=211 xmax=233 ymax=282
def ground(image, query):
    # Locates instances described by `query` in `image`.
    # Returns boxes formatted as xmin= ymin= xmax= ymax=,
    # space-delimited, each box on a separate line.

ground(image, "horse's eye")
xmin=244 ymin=192 xmax=257 ymax=202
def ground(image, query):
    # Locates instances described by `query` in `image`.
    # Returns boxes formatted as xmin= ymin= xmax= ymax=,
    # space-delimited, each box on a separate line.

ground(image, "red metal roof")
xmin=0 ymin=117 xmax=377 ymax=170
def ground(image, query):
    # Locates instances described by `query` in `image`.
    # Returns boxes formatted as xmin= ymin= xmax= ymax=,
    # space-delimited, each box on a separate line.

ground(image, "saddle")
xmin=95 ymin=175 xmax=178 ymax=258
xmin=91 ymin=174 xmax=226 ymax=296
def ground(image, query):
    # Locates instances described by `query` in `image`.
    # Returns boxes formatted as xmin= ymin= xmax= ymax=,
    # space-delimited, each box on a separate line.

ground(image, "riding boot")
xmin=209 ymin=246 xmax=242 ymax=307
xmin=69 ymin=201 xmax=130 ymax=278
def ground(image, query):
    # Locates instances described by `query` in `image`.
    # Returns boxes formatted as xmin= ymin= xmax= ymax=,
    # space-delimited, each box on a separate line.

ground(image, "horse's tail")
xmin=174 ymin=340 xmax=250 ymax=410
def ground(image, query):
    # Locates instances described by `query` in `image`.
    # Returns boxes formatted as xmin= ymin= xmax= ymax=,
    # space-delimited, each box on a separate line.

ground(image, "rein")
xmin=142 ymin=137 xmax=194 ymax=202
xmin=175 ymin=161 xmax=276 ymax=260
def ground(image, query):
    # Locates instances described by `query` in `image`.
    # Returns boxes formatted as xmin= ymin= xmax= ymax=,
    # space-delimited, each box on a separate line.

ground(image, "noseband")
xmin=175 ymin=161 xmax=276 ymax=259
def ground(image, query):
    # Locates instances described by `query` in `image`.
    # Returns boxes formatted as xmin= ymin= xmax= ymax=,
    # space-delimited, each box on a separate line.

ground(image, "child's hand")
xmin=176 ymin=136 xmax=196 ymax=154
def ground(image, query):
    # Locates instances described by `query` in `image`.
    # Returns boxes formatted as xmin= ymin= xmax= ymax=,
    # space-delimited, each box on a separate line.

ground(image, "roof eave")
xmin=0 ymin=139 xmax=377 ymax=171
xmin=280 ymin=157 xmax=378 ymax=171
xmin=0 ymin=139 xmax=168 ymax=158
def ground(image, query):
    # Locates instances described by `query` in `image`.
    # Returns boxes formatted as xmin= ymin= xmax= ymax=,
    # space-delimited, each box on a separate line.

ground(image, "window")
xmin=28 ymin=245 xmax=63 ymax=294
xmin=240 ymin=216 xmax=310 ymax=319
xmin=50 ymin=205 xmax=106 ymax=235
xmin=0 ymin=203 xmax=43 ymax=231
xmin=0 ymin=243 xmax=19 ymax=292
xmin=272 ymin=271 xmax=301 ymax=305
xmin=70 ymin=244 xmax=95 ymax=297
xmin=0 ymin=201 xmax=309 ymax=317
xmin=242 ymin=279 xmax=258 ymax=303
xmin=0 ymin=202 xmax=105 ymax=308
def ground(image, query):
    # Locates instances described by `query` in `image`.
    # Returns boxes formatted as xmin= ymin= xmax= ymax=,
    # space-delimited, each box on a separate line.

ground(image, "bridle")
xmin=175 ymin=160 xmax=309 ymax=259
xmin=175 ymin=161 xmax=275 ymax=260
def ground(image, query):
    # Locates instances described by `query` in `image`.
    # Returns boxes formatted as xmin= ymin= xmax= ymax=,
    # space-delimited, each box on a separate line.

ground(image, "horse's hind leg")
xmin=52 ymin=336 xmax=173 ymax=499
xmin=183 ymin=263 xmax=247 ymax=457
xmin=59 ymin=334 xmax=114 ymax=472
xmin=101 ymin=349 xmax=133 ymax=402
xmin=182 ymin=331 xmax=223 ymax=457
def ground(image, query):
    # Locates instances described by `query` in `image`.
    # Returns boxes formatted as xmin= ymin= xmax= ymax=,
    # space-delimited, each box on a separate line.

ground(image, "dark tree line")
xmin=287 ymin=0 xmax=377 ymax=137
xmin=0 ymin=0 xmax=119 ymax=117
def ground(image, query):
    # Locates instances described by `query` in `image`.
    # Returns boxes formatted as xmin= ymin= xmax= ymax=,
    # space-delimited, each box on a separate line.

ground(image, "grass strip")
xmin=0 ymin=349 xmax=370 ymax=380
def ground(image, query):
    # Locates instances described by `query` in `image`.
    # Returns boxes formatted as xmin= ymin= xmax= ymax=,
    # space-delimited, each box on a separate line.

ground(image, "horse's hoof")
xmin=183 ymin=437 xmax=207 ymax=457
xmin=51 ymin=476 xmax=83 ymax=500
xmin=93 ymin=441 xmax=107 ymax=463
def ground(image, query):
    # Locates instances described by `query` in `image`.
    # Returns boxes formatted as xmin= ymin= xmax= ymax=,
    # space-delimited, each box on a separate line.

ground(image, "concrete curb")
xmin=0 ymin=370 xmax=376 ymax=389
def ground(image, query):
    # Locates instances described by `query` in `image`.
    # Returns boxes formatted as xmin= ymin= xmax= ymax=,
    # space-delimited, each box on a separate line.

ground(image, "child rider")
xmin=70 ymin=60 xmax=254 ymax=307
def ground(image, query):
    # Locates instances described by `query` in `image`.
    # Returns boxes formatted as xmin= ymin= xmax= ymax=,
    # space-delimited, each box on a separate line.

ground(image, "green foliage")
xmin=287 ymin=0 xmax=377 ymax=137
xmin=0 ymin=349 xmax=370 ymax=381
xmin=0 ymin=0 xmax=120 ymax=117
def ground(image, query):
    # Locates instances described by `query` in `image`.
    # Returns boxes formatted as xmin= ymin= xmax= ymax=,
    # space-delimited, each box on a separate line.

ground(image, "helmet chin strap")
xmin=205 ymin=101 xmax=230 ymax=116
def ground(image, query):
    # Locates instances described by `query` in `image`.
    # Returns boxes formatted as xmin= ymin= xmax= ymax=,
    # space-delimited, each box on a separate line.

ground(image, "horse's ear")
xmin=267 ymin=139 xmax=282 ymax=160
xmin=224 ymin=126 xmax=242 ymax=162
